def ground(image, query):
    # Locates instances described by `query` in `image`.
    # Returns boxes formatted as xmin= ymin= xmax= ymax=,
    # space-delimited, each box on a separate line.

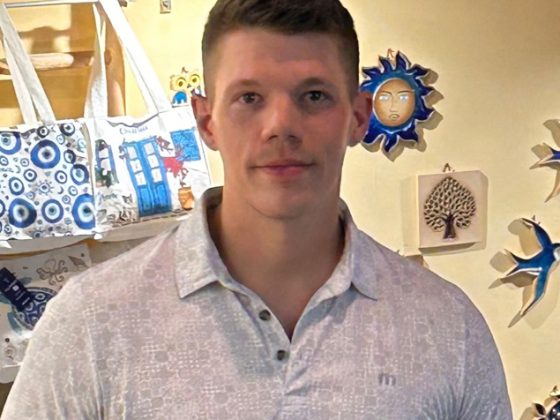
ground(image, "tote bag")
xmin=0 ymin=243 xmax=91 ymax=382
xmin=0 ymin=4 xmax=95 ymax=254
xmin=84 ymin=0 xmax=211 ymax=241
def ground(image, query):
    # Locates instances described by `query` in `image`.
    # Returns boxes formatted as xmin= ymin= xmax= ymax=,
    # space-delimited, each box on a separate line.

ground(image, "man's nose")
xmin=261 ymin=95 xmax=302 ymax=144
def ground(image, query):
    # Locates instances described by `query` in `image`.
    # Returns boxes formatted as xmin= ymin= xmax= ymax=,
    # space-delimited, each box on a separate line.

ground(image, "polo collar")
xmin=174 ymin=187 xmax=379 ymax=301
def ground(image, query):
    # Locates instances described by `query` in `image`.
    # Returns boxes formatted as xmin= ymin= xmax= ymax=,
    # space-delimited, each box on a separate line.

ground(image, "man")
xmin=2 ymin=0 xmax=512 ymax=418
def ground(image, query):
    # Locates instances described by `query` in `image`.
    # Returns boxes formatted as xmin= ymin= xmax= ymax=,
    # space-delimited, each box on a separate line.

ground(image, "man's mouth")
xmin=253 ymin=159 xmax=312 ymax=177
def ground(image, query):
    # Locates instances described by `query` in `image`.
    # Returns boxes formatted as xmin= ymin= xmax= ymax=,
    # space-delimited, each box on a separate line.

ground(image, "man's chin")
xmin=248 ymin=196 xmax=312 ymax=221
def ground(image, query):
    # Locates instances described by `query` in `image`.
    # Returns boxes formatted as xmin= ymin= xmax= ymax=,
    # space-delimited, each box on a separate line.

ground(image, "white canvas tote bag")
xmin=0 ymin=4 xmax=95 ymax=254
xmin=84 ymin=0 xmax=211 ymax=241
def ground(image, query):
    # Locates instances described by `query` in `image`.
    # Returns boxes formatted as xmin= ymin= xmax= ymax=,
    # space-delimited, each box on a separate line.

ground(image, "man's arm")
xmin=459 ymin=304 xmax=513 ymax=420
xmin=1 ymin=278 xmax=102 ymax=420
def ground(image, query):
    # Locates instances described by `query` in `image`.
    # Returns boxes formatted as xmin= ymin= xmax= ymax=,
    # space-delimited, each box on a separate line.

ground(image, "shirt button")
xmin=276 ymin=350 xmax=289 ymax=361
xmin=258 ymin=310 xmax=271 ymax=321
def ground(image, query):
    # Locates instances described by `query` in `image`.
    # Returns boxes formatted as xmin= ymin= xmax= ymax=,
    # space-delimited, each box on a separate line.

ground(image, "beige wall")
xmin=2 ymin=1 xmax=560 ymax=418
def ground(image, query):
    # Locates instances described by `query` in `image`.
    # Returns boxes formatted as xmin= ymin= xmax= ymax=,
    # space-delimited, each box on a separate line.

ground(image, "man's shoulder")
xmin=65 ymin=226 xmax=179 ymax=303
xmin=354 ymin=228 xmax=475 ymax=314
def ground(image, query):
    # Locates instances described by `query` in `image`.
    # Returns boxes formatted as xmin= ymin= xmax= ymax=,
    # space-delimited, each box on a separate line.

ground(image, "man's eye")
xmin=306 ymin=91 xmax=327 ymax=102
xmin=240 ymin=93 xmax=258 ymax=104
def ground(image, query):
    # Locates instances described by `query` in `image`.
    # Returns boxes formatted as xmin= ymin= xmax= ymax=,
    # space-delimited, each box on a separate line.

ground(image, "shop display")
xmin=534 ymin=386 xmax=560 ymax=419
xmin=503 ymin=217 xmax=560 ymax=317
xmin=418 ymin=170 xmax=486 ymax=248
xmin=0 ymin=243 xmax=91 ymax=382
xmin=360 ymin=50 xmax=435 ymax=154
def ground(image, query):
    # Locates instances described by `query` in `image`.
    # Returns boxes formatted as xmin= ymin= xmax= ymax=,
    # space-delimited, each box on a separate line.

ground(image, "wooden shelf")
xmin=0 ymin=50 xmax=112 ymax=74
xmin=0 ymin=51 xmax=92 ymax=74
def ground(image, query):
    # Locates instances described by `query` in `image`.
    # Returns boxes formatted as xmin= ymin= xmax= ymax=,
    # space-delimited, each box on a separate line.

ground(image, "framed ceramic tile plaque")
xmin=418 ymin=170 xmax=487 ymax=248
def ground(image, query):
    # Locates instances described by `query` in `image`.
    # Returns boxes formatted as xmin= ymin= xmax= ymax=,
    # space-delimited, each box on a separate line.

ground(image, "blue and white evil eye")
xmin=20 ymin=158 xmax=29 ymax=167
xmin=23 ymin=169 xmax=37 ymax=182
xmin=0 ymin=132 xmax=21 ymax=155
xmin=72 ymin=194 xmax=95 ymax=229
xmin=0 ymin=156 xmax=8 ymax=166
xmin=71 ymin=164 xmax=89 ymax=185
xmin=41 ymin=199 xmax=64 ymax=224
xmin=77 ymin=138 xmax=86 ymax=152
xmin=64 ymin=150 xmax=76 ymax=164
xmin=59 ymin=122 xmax=76 ymax=136
xmin=31 ymin=140 xmax=61 ymax=169
xmin=36 ymin=126 xmax=50 ymax=138
xmin=62 ymin=195 xmax=71 ymax=204
xmin=9 ymin=177 xmax=24 ymax=195
xmin=68 ymin=185 xmax=78 ymax=196
xmin=8 ymin=198 xmax=37 ymax=228
xmin=54 ymin=170 xmax=68 ymax=184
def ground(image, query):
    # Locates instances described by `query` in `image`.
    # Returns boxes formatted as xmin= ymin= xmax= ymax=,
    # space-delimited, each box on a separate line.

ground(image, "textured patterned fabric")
xmin=2 ymin=187 xmax=512 ymax=419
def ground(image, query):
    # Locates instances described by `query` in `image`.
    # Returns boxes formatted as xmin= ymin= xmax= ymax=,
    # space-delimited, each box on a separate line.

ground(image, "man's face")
xmin=193 ymin=28 xmax=371 ymax=220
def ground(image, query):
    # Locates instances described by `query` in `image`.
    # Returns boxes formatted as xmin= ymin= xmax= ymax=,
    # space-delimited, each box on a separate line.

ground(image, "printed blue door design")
xmin=171 ymin=129 xmax=201 ymax=161
xmin=123 ymin=137 xmax=171 ymax=217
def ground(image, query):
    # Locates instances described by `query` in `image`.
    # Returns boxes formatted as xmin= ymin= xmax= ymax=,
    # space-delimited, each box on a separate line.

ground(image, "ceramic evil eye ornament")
xmin=360 ymin=51 xmax=435 ymax=154
xmin=534 ymin=386 xmax=560 ymax=419
xmin=503 ymin=218 xmax=560 ymax=317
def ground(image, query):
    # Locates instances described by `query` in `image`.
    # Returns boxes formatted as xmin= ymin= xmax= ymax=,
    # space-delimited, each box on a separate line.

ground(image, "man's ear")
xmin=191 ymin=94 xmax=218 ymax=151
xmin=348 ymin=91 xmax=372 ymax=147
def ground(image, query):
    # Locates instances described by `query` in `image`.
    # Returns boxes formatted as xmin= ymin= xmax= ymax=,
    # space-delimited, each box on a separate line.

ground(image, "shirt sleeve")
xmin=458 ymin=303 xmax=513 ymax=420
xmin=1 ymin=277 xmax=102 ymax=420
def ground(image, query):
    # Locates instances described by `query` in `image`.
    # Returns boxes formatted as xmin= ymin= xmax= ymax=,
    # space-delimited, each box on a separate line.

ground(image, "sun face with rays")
xmin=360 ymin=51 xmax=434 ymax=154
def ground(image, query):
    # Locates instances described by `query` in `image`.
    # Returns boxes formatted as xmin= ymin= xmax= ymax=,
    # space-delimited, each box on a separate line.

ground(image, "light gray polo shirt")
xmin=2 ymin=187 xmax=512 ymax=419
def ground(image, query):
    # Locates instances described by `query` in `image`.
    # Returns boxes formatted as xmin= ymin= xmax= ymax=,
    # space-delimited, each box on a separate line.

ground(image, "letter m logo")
xmin=378 ymin=373 xmax=397 ymax=386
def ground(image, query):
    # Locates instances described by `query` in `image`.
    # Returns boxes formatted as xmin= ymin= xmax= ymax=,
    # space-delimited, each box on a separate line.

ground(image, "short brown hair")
xmin=201 ymin=0 xmax=359 ymax=94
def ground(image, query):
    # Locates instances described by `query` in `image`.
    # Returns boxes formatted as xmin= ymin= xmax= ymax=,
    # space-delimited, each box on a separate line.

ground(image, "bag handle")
xmin=85 ymin=0 xmax=171 ymax=118
xmin=84 ymin=2 xmax=108 ymax=118
xmin=3 ymin=38 xmax=37 ymax=124
xmin=0 ymin=4 xmax=56 ymax=124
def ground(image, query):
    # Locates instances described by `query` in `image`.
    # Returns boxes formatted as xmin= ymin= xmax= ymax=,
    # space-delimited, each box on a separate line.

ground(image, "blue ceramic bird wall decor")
xmin=503 ymin=217 xmax=560 ymax=317
xmin=534 ymin=143 xmax=560 ymax=201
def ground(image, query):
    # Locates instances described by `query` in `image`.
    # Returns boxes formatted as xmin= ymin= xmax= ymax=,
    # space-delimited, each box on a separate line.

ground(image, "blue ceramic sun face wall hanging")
xmin=360 ymin=51 xmax=435 ymax=154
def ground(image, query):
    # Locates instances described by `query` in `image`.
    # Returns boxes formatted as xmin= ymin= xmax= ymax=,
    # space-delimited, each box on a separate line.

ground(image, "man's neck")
xmin=207 ymin=191 xmax=344 ymax=338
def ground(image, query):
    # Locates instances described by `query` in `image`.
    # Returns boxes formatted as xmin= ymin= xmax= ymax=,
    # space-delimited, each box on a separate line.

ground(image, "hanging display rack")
xmin=0 ymin=0 xmax=125 ymax=74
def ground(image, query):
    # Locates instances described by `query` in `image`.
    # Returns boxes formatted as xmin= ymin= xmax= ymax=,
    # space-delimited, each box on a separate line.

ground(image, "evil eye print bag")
xmin=0 ymin=4 xmax=95 ymax=254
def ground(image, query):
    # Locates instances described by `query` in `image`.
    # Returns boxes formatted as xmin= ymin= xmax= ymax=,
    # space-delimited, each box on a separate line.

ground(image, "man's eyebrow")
xmin=223 ymin=79 xmax=263 ymax=95
xmin=297 ymin=77 xmax=338 ymax=91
